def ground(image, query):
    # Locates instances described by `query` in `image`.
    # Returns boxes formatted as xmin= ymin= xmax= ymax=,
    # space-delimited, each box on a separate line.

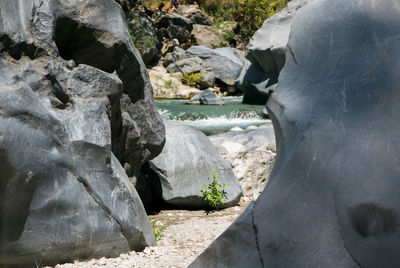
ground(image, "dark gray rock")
xmin=166 ymin=46 xmax=245 ymax=93
xmin=186 ymin=89 xmax=223 ymax=105
xmin=154 ymin=12 xmax=193 ymax=32
xmin=236 ymin=60 xmax=277 ymax=104
xmin=237 ymin=0 xmax=307 ymax=104
xmin=142 ymin=121 xmax=242 ymax=209
xmin=154 ymin=12 xmax=193 ymax=45
xmin=177 ymin=5 xmax=213 ymax=26
xmin=0 ymin=0 xmax=165 ymax=266
xmin=191 ymin=0 xmax=400 ymax=267
xmin=167 ymin=24 xmax=192 ymax=44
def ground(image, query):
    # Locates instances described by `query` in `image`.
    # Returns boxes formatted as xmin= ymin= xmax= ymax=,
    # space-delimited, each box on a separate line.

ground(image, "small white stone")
xmin=230 ymin=127 xmax=244 ymax=132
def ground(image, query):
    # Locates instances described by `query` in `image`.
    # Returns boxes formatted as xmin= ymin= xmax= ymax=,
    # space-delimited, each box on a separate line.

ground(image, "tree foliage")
xmin=235 ymin=0 xmax=290 ymax=38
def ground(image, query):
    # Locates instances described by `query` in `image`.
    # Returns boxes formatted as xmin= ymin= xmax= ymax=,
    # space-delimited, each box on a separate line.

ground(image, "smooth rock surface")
xmin=186 ymin=89 xmax=223 ymax=105
xmin=237 ymin=0 xmax=307 ymax=104
xmin=142 ymin=121 xmax=242 ymax=209
xmin=191 ymin=0 xmax=400 ymax=267
xmin=0 ymin=0 xmax=164 ymax=266
xmin=166 ymin=46 xmax=245 ymax=91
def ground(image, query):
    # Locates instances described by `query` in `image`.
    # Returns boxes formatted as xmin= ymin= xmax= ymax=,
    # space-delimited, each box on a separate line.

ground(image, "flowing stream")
xmin=156 ymin=97 xmax=270 ymax=135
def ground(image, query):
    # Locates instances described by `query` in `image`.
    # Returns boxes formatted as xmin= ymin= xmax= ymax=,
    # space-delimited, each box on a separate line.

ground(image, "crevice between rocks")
xmin=68 ymin=169 xmax=133 ymax=251
xmin=287 ymin=45 xmax=298 ymax=66
xmin=251 ymin=203 xmax=265 ymax=267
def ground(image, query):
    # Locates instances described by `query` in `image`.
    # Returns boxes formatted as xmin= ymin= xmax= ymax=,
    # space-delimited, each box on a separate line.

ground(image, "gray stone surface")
xmin=0 ymin=0 xmax=165 ymax=266
xmin=177 ymin=5 xmax=212 ymax=26
xmin=186 ymin=89 xmax=223 ymax=105
xmin=209 ymin=124 xmax=275 ymax=153
xmin=237 ymin=0 xmax=307 ymax=104
xmin=143 ymin=121 xmax=242 ymax=209
xmin=191 ymin=0 xmax=400 ymax=267
xmin=166 ymin=45 xmax=245 ymax=91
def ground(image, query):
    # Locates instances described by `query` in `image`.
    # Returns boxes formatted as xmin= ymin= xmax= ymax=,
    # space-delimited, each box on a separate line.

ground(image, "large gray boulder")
xmin=142 ymin=121 xmax=242 ymax=209
xmin=166 ymin=45 xmax=245 ymax=93
xmin=237 ymin=0 xmax=307 ymax=104
xmin=0 ymin=0 xmax=165 ymax=266
xmin=191 ymin=0 xmax=400 ymax=267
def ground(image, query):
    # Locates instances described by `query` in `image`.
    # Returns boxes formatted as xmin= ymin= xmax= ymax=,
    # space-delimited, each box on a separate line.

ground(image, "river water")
xmin=155 ymin=97 xmax=270 ymax=135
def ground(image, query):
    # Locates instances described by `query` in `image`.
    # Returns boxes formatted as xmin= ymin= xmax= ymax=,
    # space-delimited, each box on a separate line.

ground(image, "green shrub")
xmin=235 ymin=0 xmax=290 ymax=38
xmin=149 ymin=217 xmax=166 ymax=241
xmin=126 ymin=12 xmax=157 ymax=53
xmin=182 ymin=71 xmax=203 ymax=87
xmin=201 ymin=171 xmax=228 ymax=210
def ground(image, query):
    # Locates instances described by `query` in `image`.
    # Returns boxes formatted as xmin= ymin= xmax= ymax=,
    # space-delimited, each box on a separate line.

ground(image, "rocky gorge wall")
xmin=191 ymin=0 xmax=400 ymax=266
xmin=0 ymin=0 xmax=165 ymax=266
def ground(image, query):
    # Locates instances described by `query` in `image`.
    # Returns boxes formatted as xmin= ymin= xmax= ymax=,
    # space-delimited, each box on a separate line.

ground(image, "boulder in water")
xmin=186 ymin=89 xmax=224 ymax=105
xmin=191 ymin=0 xmax=400 ymax=266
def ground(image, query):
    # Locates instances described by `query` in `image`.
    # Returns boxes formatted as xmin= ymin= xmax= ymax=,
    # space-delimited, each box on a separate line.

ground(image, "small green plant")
xmin=164 ymin=79 xmax=173 ymax=89
xmin=201 ymin=171 xmax=228 ymax=210
xmin=149 ymin=217 xmax=166 ymax=241
xmin=182 ymin=71 xmax=203 ymax=87
xmin=126 ymin=13 xmax=157 ymax=53
xmin=224 ymin=31 xmax=237 ymax=46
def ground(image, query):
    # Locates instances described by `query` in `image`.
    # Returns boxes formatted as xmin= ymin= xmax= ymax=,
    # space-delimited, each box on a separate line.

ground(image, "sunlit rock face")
xmin=191 ymin=0 xmax=400 ymax=267
xmin=236 ymin=0 xmax=307 ymax=105
xmin=0 ymin=0 xmax=165 ymax=266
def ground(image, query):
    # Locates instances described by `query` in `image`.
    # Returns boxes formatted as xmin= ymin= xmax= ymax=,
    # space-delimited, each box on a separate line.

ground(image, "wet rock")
xmin=237 ymin=0 xmax=307 ymax=104
xmin=191 ymin=0 xmax=400 ymax=267
xmin=142 ymin=121 xmax=242 ymax=209
xmin=186 ymin=89 xmax=223 ymax=105
xmin=0 ymin=0 xmax=165 ymax=266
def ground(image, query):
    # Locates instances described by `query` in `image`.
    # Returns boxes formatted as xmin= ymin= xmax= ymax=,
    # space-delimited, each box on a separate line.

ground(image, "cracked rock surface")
xmin=0 ymin=0 xmax=164 ymax=266
xmin=191 ymin=0 xmax=400 ymax=267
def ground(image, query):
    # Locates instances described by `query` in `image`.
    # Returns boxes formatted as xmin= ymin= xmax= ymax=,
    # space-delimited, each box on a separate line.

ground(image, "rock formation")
xmin=140 ymin=121 xmax=242 ymax=209
xmin=0 ymin=0 xmax=165 ymax=266
xmin=177 ymin=5 xmax=212 ymax=26
xmin=166 ymin=46 xmax=246 ymax=95
xmin=186 ymin=89 xmax=224 ymax=105
xmin=191 ymin=0 xmax=400 ymax=267
xmin=236 ymin=0 xmax=307 ymax=104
